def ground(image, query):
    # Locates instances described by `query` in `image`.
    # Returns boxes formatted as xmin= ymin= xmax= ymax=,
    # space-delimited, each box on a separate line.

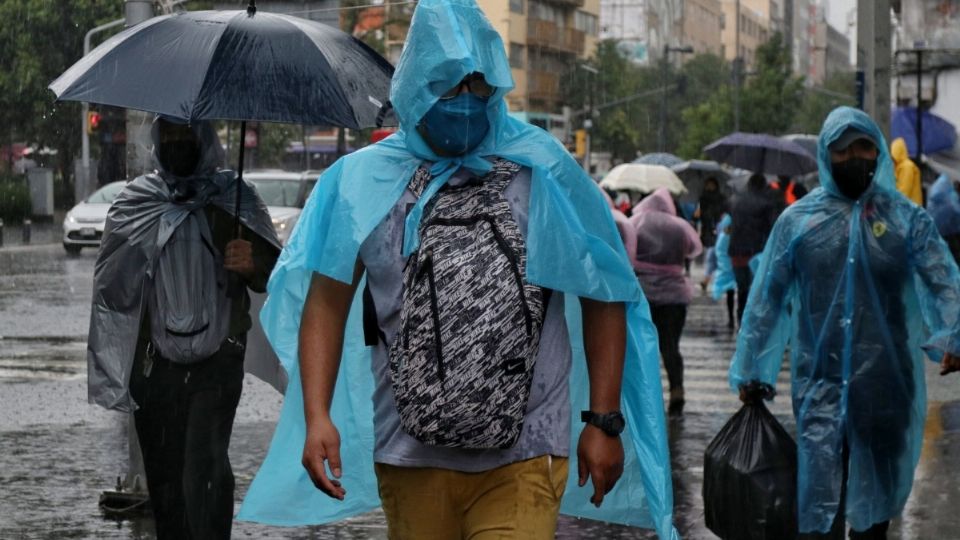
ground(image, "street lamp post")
xmin=659 ymin=45 xmax=694 ymax=152
xmin=579 ymin=63 xmax=599 ymax=175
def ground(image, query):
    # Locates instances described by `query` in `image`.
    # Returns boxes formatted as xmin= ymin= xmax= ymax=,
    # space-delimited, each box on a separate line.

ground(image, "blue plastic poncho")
xmin=729 ymin=106 xmax=960 ymax=533
xmin=928 ymin=174 xmax=960 ymax=238
xmin=237 ymin=1 xmax=678 ymax=538
xmin=710 ymin=214 xmax=736 ymax=300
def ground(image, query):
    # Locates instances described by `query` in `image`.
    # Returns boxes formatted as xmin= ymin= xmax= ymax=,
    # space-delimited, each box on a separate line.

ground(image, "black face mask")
xmin=159 ymin=141 xmax=202 ymax=177
xmin=831 ymin=157 xmax=877 ymax=200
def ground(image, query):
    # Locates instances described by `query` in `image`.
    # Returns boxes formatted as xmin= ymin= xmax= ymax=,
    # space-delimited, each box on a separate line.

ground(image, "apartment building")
xmin=682 ymin=0 xmax=724 ymax=57
xmin=720 ymin=0 xmax=769 ymax=68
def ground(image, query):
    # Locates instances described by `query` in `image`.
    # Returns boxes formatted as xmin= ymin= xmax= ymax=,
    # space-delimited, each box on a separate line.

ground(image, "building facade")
xmin=681 ymin=0 xmax=724 ymax=57
xmin=720 ymin=0 xmax=769 ymax=69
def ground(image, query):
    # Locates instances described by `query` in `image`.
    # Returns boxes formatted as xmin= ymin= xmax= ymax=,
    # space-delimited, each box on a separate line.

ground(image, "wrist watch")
xmin=580 ymin=410 xmax=626 ymax=437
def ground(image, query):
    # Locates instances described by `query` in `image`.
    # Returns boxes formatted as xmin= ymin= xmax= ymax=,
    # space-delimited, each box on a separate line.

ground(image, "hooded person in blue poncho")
xmin=730 ymin=106 xmax=960 ymax=539
xmin=237 ymin=1 xmax=678 ymax=539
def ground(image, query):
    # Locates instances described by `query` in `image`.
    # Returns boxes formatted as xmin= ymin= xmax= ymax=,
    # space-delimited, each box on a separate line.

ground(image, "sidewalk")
xmin=0 ymin=211 xmax=66 ymax=248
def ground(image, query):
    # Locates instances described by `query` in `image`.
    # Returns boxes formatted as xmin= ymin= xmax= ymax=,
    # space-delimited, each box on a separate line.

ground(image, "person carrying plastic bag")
xmin=237 ymin=1 xmax=678 ymax=538
xmin=729 ymin=106 xmax=960 ymax=539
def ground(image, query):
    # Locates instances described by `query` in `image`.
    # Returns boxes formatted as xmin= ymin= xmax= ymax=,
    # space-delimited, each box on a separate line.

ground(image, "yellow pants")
xmin=375 ymin=455 xmax=569 ymax=540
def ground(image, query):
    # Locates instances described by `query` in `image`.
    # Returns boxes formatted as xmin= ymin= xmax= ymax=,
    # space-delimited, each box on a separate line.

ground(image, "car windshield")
xmin=249 ymin=178 xmax=301 ymax=207
xmin=85 ymin=182 xmax=126 ymax=204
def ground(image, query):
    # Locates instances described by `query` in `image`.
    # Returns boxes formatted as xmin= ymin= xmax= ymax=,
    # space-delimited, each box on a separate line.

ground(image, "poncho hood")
xmin=150 ymin=117 xmax=225 ymax=181
xmin=632 ymin=188 xmax=677 ymax=216
xmin=817 ymin=107 xmax=895 ymax=199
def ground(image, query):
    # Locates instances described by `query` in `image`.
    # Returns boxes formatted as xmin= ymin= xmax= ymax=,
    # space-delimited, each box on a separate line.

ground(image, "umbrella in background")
xmin=671 ymin=159 xmax=730 ymax=203
xmin=633 ymin=152 xmax=684 ymax=168
xmin=891 ymin=106 xmax=958 ymax=156
xmin=704 ymin=132 xmax=817 ymax=177
xmin=781 ymin=134 xmax=818 ymax=158
xmin=600 ymin=163 xmax=687 ymax=196
xmin=49 ymin=2 xmax=395 ymax=234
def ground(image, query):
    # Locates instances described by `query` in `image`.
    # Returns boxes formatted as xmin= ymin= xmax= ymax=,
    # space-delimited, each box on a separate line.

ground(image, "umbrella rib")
xmin=190 ymin=12 xmax=241 ymax=122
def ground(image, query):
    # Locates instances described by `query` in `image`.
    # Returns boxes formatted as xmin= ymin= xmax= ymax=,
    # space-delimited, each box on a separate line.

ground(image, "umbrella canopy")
xmin=49 ymin=9 xmax=394 ymax=129
xmin=781 ymin=134 xmax=818 ymax=158
xmin=891 ymin=106 xmax=958 ymax=157
xmin=671 ymin=159 xmax=730 ymax=203
xmin=633 ymin=152 xmax=684 ymax=167
xmin=704 ymin=132 xmax=817 ymax=176
xmin=599 ymin=163 xmax=687 ymax=195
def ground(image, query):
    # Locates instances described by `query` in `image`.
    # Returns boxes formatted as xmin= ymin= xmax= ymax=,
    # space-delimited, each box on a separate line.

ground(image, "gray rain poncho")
xmin=87 ymin=119 xmax=279 ymax=412
xmin=729 ymin=107 xmax=960 ymax=533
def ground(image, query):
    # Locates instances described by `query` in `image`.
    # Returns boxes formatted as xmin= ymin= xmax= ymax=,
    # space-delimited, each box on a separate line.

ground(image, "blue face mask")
xmin=419 ymin=93 xmax=490 ymax=156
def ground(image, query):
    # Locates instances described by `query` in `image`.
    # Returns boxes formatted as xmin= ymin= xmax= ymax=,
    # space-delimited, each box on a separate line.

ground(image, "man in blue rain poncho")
xmin=237 ymin=1 xmax=678 ymax=539
xmin=730 ymin=106 xmax=960 ymax=539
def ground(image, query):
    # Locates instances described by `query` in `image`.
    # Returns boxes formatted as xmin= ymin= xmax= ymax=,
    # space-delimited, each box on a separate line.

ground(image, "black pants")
xmin=649 ymin=304 xmax=687 ymax=390
xmin=733 ymin=265 xmax=754 ymax=325
xmin=797 ymin=444 xmax=890 ymax=540
xmin=129 ymin=337 xmax=245 ymax=540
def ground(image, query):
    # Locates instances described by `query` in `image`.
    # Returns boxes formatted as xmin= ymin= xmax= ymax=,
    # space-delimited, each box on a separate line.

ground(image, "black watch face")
xmin=606 ymin=414 xmax=625 ymax=434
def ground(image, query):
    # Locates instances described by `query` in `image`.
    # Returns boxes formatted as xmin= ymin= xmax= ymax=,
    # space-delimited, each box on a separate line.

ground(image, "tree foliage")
xmin=0 ymin=0 xmax=122 ymax=181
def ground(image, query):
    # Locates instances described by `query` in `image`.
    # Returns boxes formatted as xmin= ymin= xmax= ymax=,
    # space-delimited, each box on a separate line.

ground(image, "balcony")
xmin=539 ymin=0 xmax=584 ymax=8
xmin=527 ymin=70 xmax=561 ymax=107
xmin=527 ymin=19 xmax=585 ymax=56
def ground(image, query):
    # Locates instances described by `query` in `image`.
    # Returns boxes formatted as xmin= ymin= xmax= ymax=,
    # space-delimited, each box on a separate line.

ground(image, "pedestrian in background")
xmin=890 ymin=137 xmax=923 ymax=205
xmin=631 ymin=188 xmax=703 ymax=414
xmin=730 ymin=107 xmax=960 ymax=539
xmin=710 ymin=213 xmax=737 ymax=330
xmin=728 ymin=173 xmax=778 ymax=324
xmin=87 ymin=117 xmax=279 ymax=539
xmin=695 ymin=176 xmax=728 ymax=292
xmin=927 ymin=173 xmax=960 ymax=263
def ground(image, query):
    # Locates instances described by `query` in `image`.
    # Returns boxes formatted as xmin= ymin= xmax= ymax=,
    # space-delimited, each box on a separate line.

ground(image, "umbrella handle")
xmin=235 ymin=120 xmax=246 ymax=239
xmin=247 ymin=0 xmax=256 ymax=15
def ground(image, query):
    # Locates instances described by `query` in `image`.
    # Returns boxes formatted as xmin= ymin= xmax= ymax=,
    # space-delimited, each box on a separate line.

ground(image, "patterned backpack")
xmin=387 ymin=159 xmax=546 ymax=449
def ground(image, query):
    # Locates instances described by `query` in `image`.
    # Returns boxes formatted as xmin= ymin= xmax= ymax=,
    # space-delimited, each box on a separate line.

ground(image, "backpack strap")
xmin=362 ymin=278 xmax=386 ymax=347
xmin=481 ymin=158 xmax=522 ymax=195
xmin=407 ymin=164 xmax=433 ymax=199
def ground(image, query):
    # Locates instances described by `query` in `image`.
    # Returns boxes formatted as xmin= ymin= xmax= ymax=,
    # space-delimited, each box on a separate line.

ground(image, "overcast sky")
xmin=825 ymin=0 xmax=858 ymax=63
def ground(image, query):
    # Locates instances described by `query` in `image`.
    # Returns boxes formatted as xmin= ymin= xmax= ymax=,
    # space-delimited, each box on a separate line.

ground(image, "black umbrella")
xmin=49 ymin=1 xmax=395 ymax=234
xmin=704 ymin=132 xmax=817 ymax=177
xmin=671 ymin=159 xmax=730 ymax=203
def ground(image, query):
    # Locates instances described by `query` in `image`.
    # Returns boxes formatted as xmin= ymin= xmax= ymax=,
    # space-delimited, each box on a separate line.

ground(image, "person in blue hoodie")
xmin=237 ymin=1 xmax=678 ymax=539
xmin=730 ymin=106 xmax=960 ymax=539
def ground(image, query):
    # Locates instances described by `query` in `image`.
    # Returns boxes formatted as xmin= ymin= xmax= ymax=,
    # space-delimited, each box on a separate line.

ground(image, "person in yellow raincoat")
xmin=890 ymin=137 xmax=922 ymax=205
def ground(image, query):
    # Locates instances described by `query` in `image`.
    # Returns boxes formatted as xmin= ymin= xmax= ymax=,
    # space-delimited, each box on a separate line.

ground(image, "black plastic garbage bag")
xmin=703 ymin=400 xmax=798 ymax=540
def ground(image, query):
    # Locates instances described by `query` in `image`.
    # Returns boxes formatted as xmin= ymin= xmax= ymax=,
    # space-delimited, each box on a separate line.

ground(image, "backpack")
xmin=387 ymin=159 xmax=546 ymax=449
xmin=148 ymin=208 xmax=232 ymax=363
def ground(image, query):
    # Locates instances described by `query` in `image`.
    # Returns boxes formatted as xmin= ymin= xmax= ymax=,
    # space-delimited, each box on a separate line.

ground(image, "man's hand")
xmin=577 ymin=424 xmax=624 ymax=507
xmin=302 ymin=416 xmax=346 ymax=500
xmin=224 ymin=238 xmax=256 ymax=278
xmin=940 ymin=353 xmax=960 ymax=376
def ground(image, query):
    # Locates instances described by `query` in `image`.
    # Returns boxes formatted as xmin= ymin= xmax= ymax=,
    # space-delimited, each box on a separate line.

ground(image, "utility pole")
xmin=659 ymin=45 xmax=693 ymax=152
xmin=857 ymin=0 xmax=892 ymax=139
xmin=80 ymin=18 xmax=125 ymax=203
xmin=733 ymin=0 xmax=741 ymax=132
xmin=125 ymin=1 xmax=155 ymax=180
xmin=579 ymin=63 xmax=598 ymax=175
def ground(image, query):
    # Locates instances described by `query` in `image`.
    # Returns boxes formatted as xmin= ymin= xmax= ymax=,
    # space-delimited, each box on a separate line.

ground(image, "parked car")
xmin=62 ymin=180 xmax=126 ymax=254
xmin=245 ymin=169 xmax=322 ymax=245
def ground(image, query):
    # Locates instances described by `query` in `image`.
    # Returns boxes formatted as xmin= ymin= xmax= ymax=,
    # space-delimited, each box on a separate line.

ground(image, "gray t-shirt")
xmin=358 ymin=163 xmax=572 ymax=472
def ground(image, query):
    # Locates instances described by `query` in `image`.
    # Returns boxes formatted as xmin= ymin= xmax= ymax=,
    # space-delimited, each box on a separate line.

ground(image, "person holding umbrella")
xmin=730 ymin=106 xmax=960 ymax=538
xmin=87 ymin=117 xmax=280 ymax=539
xmin=237 ymin=0 xmax=678 ymax=538
xmin=728 ymin=173 xmax=779 ymax=325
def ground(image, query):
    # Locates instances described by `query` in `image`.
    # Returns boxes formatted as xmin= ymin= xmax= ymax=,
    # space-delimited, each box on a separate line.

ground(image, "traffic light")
xmin=574 ymin=129 xmax=587 ymax=158
xmin=87 ymin=111 xmax=101 ymax=134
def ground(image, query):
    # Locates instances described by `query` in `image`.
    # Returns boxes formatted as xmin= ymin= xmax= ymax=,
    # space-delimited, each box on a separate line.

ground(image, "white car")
xmin=245 ymin=170 xmax=322 ymax=245
xmin=62 ymin=180 xmax=126 ymax=254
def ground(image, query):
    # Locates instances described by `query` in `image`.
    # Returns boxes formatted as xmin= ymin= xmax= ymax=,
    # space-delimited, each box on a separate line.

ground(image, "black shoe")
xmin=668 ymin=388 xmax=685 ymax=416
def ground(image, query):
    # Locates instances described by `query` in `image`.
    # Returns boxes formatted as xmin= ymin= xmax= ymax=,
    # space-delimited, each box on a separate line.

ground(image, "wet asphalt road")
xmin=0 ymin=244 xmax=958 ymax=539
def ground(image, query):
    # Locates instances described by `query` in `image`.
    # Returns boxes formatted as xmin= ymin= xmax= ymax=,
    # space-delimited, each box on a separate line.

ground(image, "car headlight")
xmin=271 ymin=216 xmax=298 ymax=244
xmin=65 ymin=213 xmax=77 ymax=224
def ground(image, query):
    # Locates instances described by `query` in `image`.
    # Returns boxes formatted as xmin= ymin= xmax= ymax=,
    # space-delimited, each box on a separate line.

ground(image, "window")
xmin=574 ymin=11 xmax=598 ymax=36
xmin=529 ymin=1 xmax=563 ymax=26
xmin=510 ymin=43 xmax=525 ymax=68
xmin=510 ymin=0 xmax=523 ymax=14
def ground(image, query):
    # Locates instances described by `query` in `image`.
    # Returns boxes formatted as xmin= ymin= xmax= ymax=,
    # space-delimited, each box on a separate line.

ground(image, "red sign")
xmin=244 ymin=129 xmax=258 ymax=148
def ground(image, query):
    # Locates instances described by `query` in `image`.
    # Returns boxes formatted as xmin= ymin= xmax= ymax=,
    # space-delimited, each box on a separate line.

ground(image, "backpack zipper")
xmin=423 ymin=250 xmax=445 ymax=382
xmin=426 ymin=216 xmax=533 ymax=336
